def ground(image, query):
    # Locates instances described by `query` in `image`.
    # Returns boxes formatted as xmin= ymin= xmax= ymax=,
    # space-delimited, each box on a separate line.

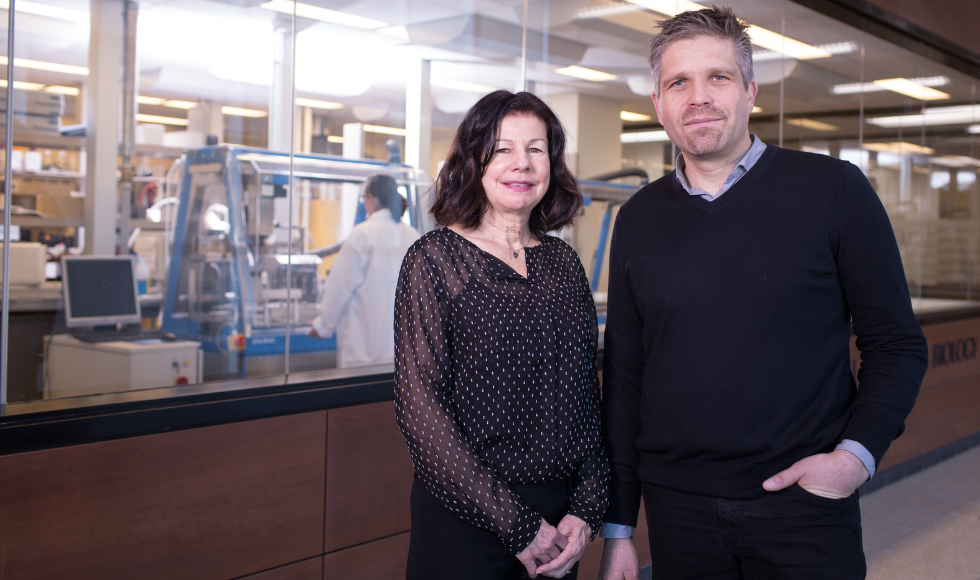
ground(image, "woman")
xmin=394 ymin=90 xmax=609 ymax=580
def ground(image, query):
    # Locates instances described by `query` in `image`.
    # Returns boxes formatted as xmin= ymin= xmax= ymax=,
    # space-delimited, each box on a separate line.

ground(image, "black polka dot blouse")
xmin=394 ymin=227 xmax=610 ymax=554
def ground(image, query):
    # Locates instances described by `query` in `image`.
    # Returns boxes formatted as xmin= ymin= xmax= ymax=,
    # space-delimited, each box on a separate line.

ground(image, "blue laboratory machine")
xmin=160 ymin=146 xmax=426 ymax=379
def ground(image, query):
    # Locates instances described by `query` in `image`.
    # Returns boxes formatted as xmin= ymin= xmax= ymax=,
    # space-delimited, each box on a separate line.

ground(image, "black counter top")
xmin=0 ymin=366 xmax=395 ymax=456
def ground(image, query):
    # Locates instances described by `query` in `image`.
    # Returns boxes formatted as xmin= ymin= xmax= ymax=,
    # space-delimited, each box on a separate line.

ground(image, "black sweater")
xmin=601 ymin=145 xmax=928 ymax=525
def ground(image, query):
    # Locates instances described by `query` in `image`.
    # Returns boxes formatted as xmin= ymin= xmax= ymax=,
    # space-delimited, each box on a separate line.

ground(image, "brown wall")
xmin=864 ymin=0 xmax=980 ymax=56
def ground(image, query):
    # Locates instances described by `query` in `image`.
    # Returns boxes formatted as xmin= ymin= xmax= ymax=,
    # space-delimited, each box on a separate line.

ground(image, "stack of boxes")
xmin=0 ymin=89 xmax=65 ymax=136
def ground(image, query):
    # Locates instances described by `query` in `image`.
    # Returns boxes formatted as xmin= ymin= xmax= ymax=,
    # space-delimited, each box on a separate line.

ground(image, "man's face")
xmin=652 ymin=35 xmax=758 ymax=162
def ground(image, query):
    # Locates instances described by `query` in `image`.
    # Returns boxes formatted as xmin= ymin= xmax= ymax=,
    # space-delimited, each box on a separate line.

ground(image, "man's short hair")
xmin=364 ymin=173 xmax=405 ymax=220
xmin=648 ymin=6 xmax=754 ymax=95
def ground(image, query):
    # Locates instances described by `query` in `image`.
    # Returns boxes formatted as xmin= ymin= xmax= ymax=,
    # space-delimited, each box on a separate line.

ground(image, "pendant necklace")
xmin=479 ymin=227 xmax=527 ymax=259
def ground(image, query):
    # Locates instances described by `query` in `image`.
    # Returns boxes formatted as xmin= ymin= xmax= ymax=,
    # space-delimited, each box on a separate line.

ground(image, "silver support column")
xmin=1 ymin=0 xmax=16 ymax=404
xmin=118 ymin=0 xmax=138 ymax=255
xmin=405 ymin=59 xmax=431 ymax=178
xmin=84 ymin=0 xmax=124 ymax=256
xmin=268 ymin=19 xmax=293 ymax=151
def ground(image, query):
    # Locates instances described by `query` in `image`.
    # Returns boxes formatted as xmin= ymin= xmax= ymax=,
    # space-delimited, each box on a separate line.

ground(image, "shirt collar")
xmin=367 ymin=208 xmax=393 ymax=222
xmin=674 ymin=134 xmax=766 ymax=197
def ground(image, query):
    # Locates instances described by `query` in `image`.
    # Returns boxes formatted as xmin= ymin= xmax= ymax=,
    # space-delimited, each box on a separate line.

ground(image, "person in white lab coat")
xmin=308 ymin=173 xmax=420 ymax=368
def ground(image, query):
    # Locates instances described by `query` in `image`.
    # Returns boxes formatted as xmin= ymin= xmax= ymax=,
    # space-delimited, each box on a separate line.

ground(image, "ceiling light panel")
xmin=0 ymin=80 xmax=45 ymax=90
xmin=621 ymin=130 xmax=671 ymax=143
xmin=137 ymin=114 xmax=189 ymax=126
xmin=137 ymin=96 xmax=167 ymax=105
xmin=746 ymin=26 xmax=830 ymax=60
xmin=296 ymin=97 xmax=343 ymax=110
xmin=786 ymin=118 xmax=840 ymax=132
xmin=164 ymin=100 xmax=198 ymax=109
xmin=221 ymin=106 xmax=268 ymax=118
xmin=862 ymin=142 xmax=934 ymax=155
xmin=868 ymin=105 xmax=980 ymax=128
xmin=832 ymin=76 xmax=949 ymax=95
xmin=872 ymin=78 xmax=950 ymax=101
xmin=621 ymin=111 xmax=652 ymax=122
xmin=327 ymin=135 xmax=344 ymax=143
xmin=363 ymin=124 xmax=406 ymax=136
xmin=0 ymin=0 xmax=89 ymax=22
xmin=0 ymin=56 xmax=88 ymax=76
xmin=968 ymin=125 xmax=980 ymax=134
xmin=260 ymin=0 xmax=387 ymax=29
xmin=555 ymin=65 xmax=617 ymax=82
xmin=43 ymin=85 xmax=79 ymax=96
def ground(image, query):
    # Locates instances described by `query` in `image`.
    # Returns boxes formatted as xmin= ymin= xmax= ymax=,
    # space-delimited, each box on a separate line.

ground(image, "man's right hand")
xmin=598 ymin=538 xmax=640 ymax=580
xmin=516 ymin=519 xmax=568 ymax=578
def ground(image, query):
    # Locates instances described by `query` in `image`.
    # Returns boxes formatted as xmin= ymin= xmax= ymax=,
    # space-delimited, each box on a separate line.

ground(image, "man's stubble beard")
xmin=683 ymin=125 xmax=724 ymax=157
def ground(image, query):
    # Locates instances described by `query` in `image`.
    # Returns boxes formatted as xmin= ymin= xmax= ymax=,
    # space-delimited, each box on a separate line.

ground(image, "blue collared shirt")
xmin=600 ymin=136 xmax=875 ymax=540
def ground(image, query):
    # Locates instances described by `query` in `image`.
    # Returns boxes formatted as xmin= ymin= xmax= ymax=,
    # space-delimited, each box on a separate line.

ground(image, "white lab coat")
xmin=311 ymin=209 xmax=420 ymax=368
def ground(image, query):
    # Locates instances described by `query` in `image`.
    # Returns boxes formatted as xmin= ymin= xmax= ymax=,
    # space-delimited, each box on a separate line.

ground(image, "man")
xmin=598 ymin=7 xmax=928 ymax=579
xmin=309 ymin=173 xmax=419 ymax=368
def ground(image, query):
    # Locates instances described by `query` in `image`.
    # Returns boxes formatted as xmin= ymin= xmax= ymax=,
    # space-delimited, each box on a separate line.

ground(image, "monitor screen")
xmin=62 ymin=256 xmax=142 ymax=328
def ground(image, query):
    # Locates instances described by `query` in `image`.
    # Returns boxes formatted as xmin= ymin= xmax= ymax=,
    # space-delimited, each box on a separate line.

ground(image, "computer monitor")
xmin=61 ymin=255 xmax=142 ymax=328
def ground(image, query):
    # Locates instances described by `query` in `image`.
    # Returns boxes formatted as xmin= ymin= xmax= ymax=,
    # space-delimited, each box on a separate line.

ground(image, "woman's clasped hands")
xmin=517 ymin=515 xmax=591 ymax=578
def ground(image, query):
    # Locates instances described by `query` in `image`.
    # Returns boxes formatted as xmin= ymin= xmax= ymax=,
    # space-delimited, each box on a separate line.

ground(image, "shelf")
xmin=134 ymin=143 xmax=184 ymax=158
xmin=9 ymin=132 xmax=85 ymax=150
xmin=9 ymin=169 xmax=84 ymax=180
xmin=10 ymin=215 xmax=83 ymax=228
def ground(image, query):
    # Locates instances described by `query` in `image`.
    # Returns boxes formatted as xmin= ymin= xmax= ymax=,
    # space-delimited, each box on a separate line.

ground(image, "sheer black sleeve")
xmin=393 ymin=240 xmax=542 ymax=554
xmin=565 ymin=260 xmax=610 ymax=535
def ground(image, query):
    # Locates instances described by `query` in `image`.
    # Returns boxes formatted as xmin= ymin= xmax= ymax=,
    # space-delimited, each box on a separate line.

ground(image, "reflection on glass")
xmin=3 ymin=0 xmax=979 ymax=403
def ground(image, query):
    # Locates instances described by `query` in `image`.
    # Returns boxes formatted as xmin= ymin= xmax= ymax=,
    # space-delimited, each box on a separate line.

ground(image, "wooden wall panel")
xmin=851 ymin=316 xmax=980 ymax=471
xmin=879 ymin=374 xmax=980 ymax=470
xmin=324 ymin=402 xmax=414 ymax=552
xmin=323 ymin=532 xmax=410 ymax=580
xmin=0 ymin=412 xmax=327 ymax=580
xmin=238 ymin=557 xmax=323 ymax=580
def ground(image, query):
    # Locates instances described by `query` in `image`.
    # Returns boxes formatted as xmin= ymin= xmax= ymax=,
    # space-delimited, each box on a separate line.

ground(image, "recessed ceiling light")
xmin=137 ymin=96 xmax=167 ymax=105
xmin=555 ymin=66 xmax=617 ymax=82
xmin=327 ymin=135 xmax=344 ymax=143
xmin=296 ymin=97 xmax=343 ymax=110
xmin=43 ymin=85 xmax=80 ymax=96
xmin=831 ymin=76 xmax=949 ymax=96
xmin=620 ymin=111 xmax=652 ymax=122
xmin=260 ymin=0 xmax=387 ymax=30
xmin=752 ymin=106 xmax=763 ymax=113
xmin=621 ymin=130 xmax=670 ymax=143
xmin=431 ymin=78 xmax=496 ymax=94
xmin=968 ymin=125 xmax=980 ymax=134
xmin=137 ymin=114 xmax=189 ymax=126
xmin=0 ymin=0 xmax=89 ymax=22
xmin=221 ymin=106 xmax=268 ymax=118
xmin=786 ymin=118 xmax=840 ymax=132
xmin=745 ymin=26 xmax=830 ymax=60
xmin=0 ymin=56 xmax=88 ymax=76
xmin=872 ymin=78 xmax=950 ymax=101
xmin=164 ymin=100 xmax=198 ymax=109
xmin=930 ymin=155 xmax=980 ymax=168
xmin=0 ymin=80 xmax=45 ymax=90
xmin=363 ymin=124 xmax=406 ymax=136
xmin=862 ymin=142 xmax=934 ymax=155
xmin=868 ymin=105 xmax=980 ymax=128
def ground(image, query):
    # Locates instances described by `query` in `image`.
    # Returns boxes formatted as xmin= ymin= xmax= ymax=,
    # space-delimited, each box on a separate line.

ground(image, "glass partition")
xmin=1 ymin=0 xmax=978 ymax=403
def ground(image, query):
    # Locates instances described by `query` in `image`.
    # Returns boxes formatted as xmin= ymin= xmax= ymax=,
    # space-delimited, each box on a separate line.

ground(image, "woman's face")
xmin=481 ymin=113 xmax=551 ymax=220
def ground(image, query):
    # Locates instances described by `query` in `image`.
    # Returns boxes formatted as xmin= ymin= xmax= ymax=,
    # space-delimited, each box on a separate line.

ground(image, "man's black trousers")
xmin=642 ymin=482 xmax=866 ymax=579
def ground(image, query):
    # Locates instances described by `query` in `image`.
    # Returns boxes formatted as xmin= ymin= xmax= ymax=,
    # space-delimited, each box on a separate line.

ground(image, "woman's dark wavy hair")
xmin=430 ymin=90 xmax=582 ymax=238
